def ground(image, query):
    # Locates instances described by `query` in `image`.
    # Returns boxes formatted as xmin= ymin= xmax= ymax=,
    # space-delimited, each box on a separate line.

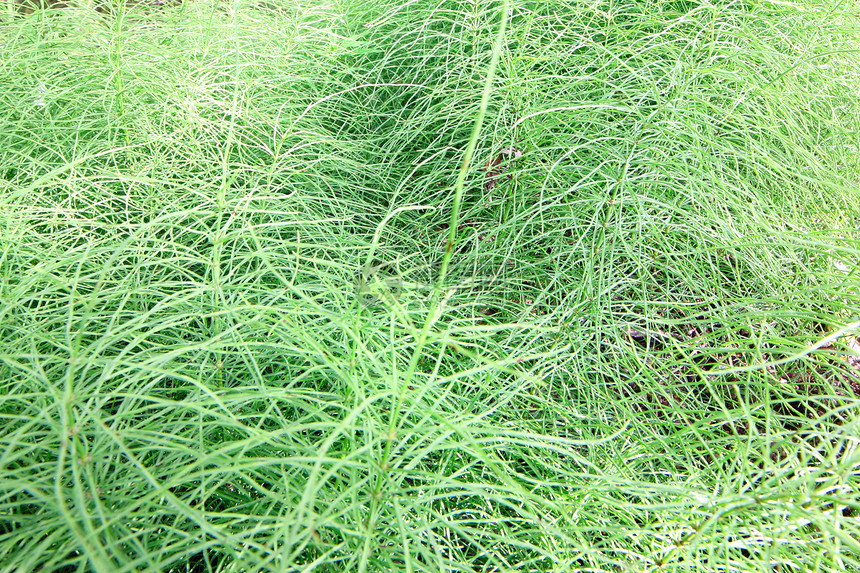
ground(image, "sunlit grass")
xmin=1 ymin=0 xmax=859 ymax=571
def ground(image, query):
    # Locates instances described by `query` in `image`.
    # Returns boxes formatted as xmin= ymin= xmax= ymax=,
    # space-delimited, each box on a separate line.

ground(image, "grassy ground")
xmin=1 ymin=0 xmax=859 ymax=571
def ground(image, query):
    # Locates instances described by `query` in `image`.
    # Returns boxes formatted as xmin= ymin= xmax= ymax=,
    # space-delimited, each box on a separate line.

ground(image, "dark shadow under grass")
xmin=1 ymin=0 xmax=859 ymax=571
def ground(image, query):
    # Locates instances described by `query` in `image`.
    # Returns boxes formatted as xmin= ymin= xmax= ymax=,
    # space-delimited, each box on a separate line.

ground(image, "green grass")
xmin=1 ymin=0 xmax=859 ymax=571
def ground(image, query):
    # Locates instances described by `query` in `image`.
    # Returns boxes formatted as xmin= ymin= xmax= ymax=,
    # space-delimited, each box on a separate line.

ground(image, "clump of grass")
xmin=1 ymin=0 xmax=859 ymax=571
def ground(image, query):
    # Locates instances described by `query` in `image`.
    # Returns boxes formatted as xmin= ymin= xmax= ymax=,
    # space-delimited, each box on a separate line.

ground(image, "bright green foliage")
xmin=1 ymin=0 xmax=859 ymax=571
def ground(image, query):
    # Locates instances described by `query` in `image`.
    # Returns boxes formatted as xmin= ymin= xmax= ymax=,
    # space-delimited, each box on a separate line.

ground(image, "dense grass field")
xmin=1 ymin=0 xmax=859 ymax=571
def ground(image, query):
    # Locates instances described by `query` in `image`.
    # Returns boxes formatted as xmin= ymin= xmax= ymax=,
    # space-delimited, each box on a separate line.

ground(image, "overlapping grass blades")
xmin=1 ymin=0 xmax=859 ymax=571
